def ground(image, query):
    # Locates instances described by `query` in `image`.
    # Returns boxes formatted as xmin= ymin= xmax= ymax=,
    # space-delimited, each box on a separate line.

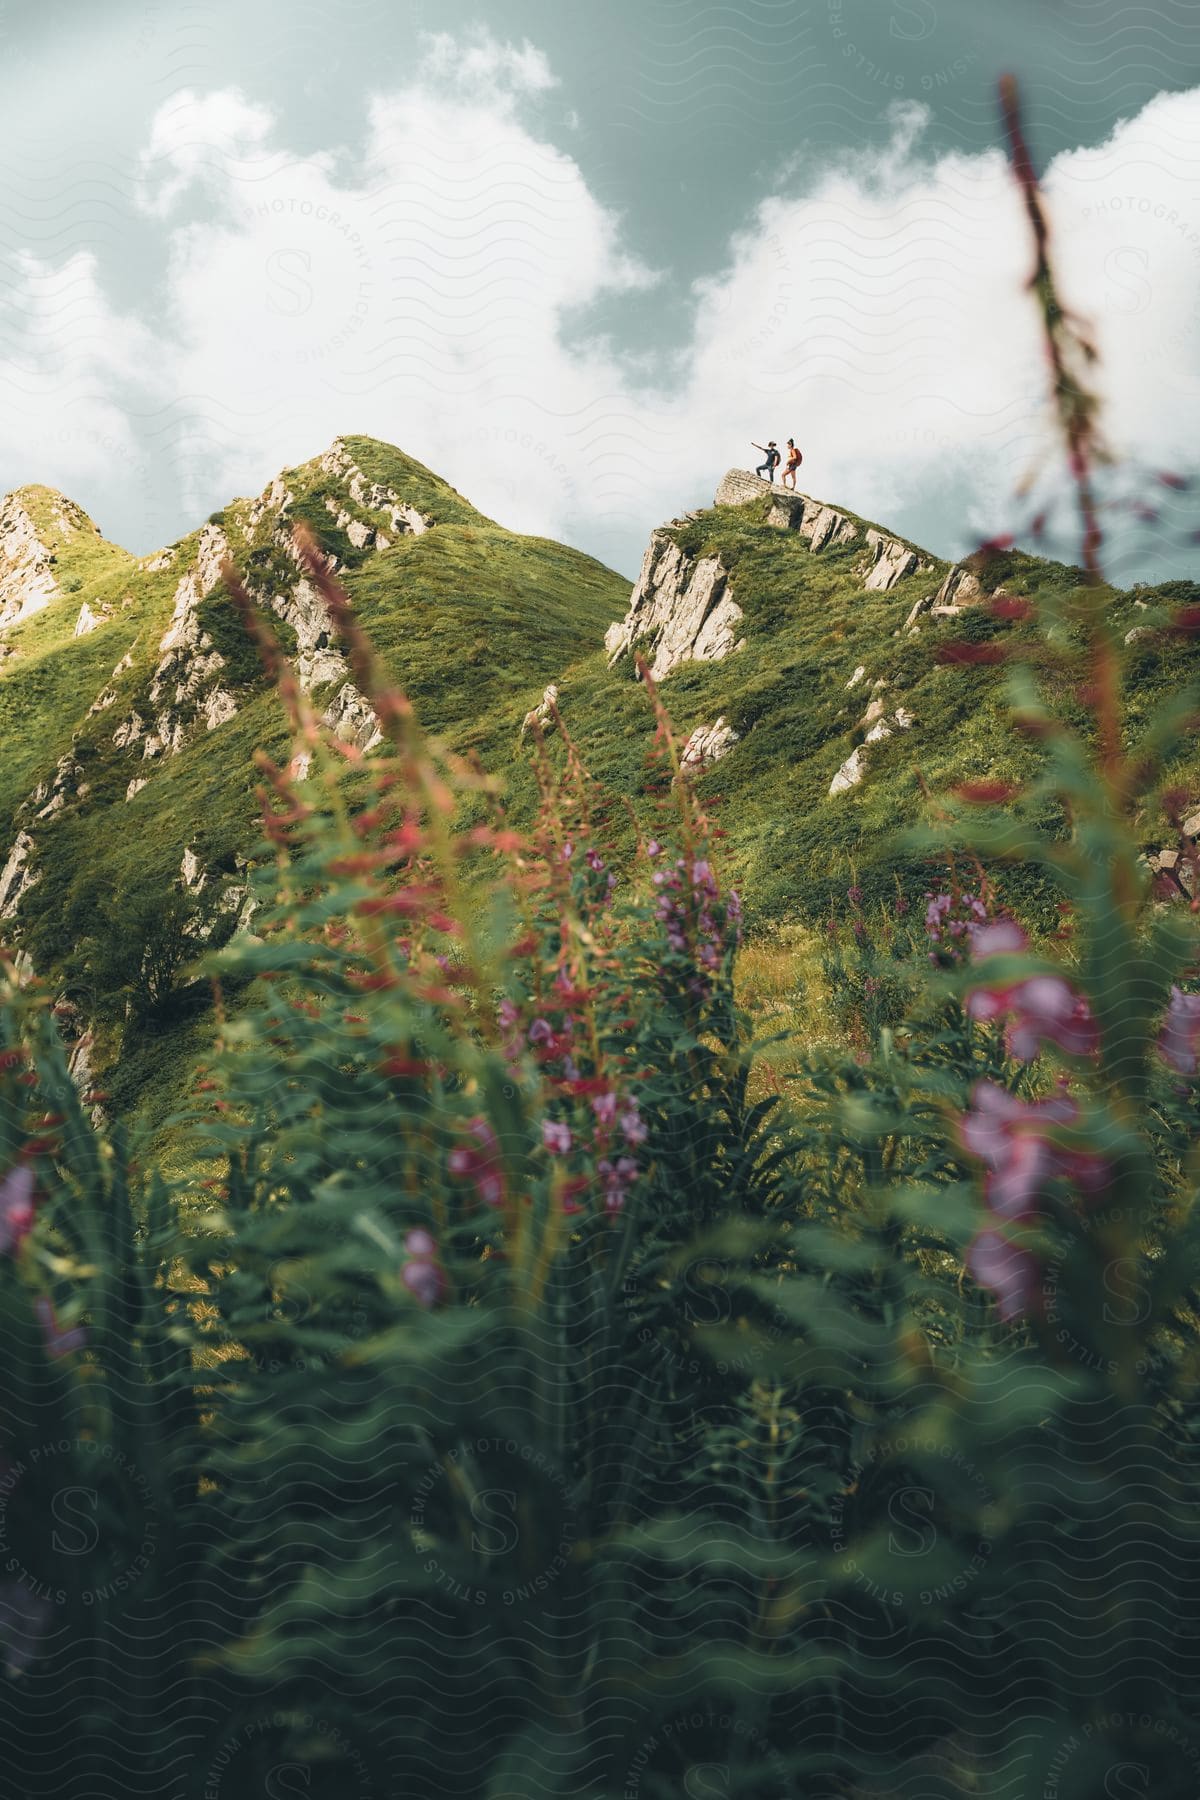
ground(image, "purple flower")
xmin=402 ymin=1259 xmax=446 ymax=1309
xmin=497 ymin=998 xmax=520 ymax=1032
xmin=965 ymin=1228 xmax=1040 ymax=1323
xmin=647 ymin=840 xmax=662 ymax=858
xmin=542 ymin=1119 xmax=573 ymax=1155
xmin=586 ymin=849 xmax=605 ymax=873
xmin=619 ymin=1106 xmax=648 ymax=1146
xmin=1160 ymin=986 xmax=1200 ymax=1075
xmin=961 ymin=1080 xmax=1109 ymax=1224
xmin=591 ymin=1091 xmax=619 ymax=1127
xmin=847 ymin=885 xmax=863 ymax=906
xmin=528 ymin=1019 xmax=553 ymax=1045
xmin=404 ymin=1228 xmax=438 ymax=1259
xmin=0 ymin=1165 xmax=35 ymax=1257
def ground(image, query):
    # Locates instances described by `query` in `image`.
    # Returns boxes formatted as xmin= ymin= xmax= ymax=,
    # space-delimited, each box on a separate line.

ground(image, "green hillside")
xmin=0 ymin=440 xmax=1194 ymax=1159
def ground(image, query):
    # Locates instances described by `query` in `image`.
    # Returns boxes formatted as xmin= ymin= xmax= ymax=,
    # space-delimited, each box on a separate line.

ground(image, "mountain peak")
xmin=0 ymin=486 xmax=129 ymax=632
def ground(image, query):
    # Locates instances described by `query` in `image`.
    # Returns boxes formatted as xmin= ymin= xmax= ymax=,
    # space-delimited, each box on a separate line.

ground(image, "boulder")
xmin=520 ymin=683 xmax=560 ymax=742
xmin=680 ymin=718 xmax=739 ymax=772
xmin=829 ymin=748 xmax=866 ymax=796
xmin=715 ymin=469 xmax=775 ymax=508
xmin=862 ymin=529 xmax=929 ymax=593
xmin=323 ymin=681 xmax=383 ymax=754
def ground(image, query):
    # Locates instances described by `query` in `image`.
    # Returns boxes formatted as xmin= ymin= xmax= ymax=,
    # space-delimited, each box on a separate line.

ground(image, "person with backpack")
xmin=782 ymin=438 xmax=803 ymax=490
xmin=753 ymin=440 xmax=781 ymax=483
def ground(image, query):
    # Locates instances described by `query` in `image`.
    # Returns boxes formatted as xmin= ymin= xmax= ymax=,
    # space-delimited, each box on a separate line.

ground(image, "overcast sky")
xmin=2 ymin=0 xmax=1199 ymax=582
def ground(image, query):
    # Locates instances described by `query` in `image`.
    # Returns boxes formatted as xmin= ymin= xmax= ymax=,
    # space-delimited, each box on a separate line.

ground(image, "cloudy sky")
xmin=2 ymin=0 xmax=1199 ymax=581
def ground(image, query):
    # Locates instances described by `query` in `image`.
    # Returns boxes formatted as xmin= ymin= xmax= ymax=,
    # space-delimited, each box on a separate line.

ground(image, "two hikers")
xmin=752 ymin=438 xmax=803 ymax=486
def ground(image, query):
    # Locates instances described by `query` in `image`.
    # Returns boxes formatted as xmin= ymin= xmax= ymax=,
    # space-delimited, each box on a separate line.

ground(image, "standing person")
xmin=782 ymin=438 xmax=803 ymax=490
xmin=752 ymin=440 xmax=780 ymax=483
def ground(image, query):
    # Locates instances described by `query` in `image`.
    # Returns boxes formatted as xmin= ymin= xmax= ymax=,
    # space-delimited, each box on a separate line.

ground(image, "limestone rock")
xmin=715 ymin=469 xmax=775 ymax=508
xmin=830 ymin=749 xmax=866 ymax=796
xmin=270 ymin=574 xmax=347 ymax=690
xmin=323 ymin=681 xmax=383 ymax=754
xmin=181 ymin=848 xmax=206 ymax=893
xmin=905 ymin=595 xmax=934 ymax=630
xmin=764 ymin=492 xmax=808 ymax=531
xmin=0 ymin=495 xmax=60 ymax=626
xmin=605 ymin=530 xmax=744 ymax=682
xmin=520 ymin=683 xmax=559 ymax=743
xmin=845 ymin=666 xmax=866 ymax=691
xmin=0 ymin=832 xmax=38 ymax=919
xmin=140 ymin=549 xmax=174 ymax=574
xmin=125 ymin=777 xmax=148 ymax=802
xmin=681 ymin=718 xmax=739 ymax=772
xmin=800 ymin=505 xmax=859 ymax=553
xmin=73 ymin=602 xmax=103 ymax=637
xmin=1125 ymin=626 xmax=1153 ymax=647
xmin=862 ymin=529 xmax=930 ymax=593
xmin=934 ymin=565 xmax=985 ymax=609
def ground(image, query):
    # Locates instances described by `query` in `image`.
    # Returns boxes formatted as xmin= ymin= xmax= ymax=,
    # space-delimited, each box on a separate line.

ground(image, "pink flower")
xmin=402 ymin=1259 xmax=446 ymax=1309
xmin=542 ymin=1119 xmax=572 ymax=1155
xmin=404 ymin=1228 xmax=438 ymax=1259
xmin=591 ymin=1091 xmax=619 ymax=1128
xmin=619 ymin=1106 xmax=647 ymax=1147
xmin=0 ymin=1166 xmax=35 ymax=1257
xmin=966 ymin=1229 xmax=1041 ymax=1322
xmin=448 ymin=1118 xmax=505 ymax=1209
xmin=1159 ymin=986 xmax=1200 ymax=1075
xmin=965 ymin=927 xmax=1098 ymax=1063
xmin=647 ymin=840 xmax=662 ymax=858
xmin=528 ymin=1019 xmax=553 ymax=1045
xmin=959 ymin=1081 xmax=1109 ymax=1319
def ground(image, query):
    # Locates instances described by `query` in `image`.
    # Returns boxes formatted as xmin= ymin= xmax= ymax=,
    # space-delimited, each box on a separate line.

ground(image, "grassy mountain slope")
xmin=520 ymin=490 xmax=1198 ymax=930
xmin=0 ymin=443 xmax=1194 ymax=1159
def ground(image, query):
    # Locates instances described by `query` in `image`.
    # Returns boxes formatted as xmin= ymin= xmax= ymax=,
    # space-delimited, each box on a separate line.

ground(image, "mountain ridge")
xmin=0 ymin=435 xmax=1194 ymax=1161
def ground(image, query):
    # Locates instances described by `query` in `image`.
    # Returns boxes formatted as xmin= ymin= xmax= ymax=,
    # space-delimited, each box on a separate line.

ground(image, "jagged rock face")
xmin=115 ymin=521 xmax=234 ymax=761
xmin=23 ymin=754 xmax=90 ymax=823
xmin=681 ymin=718 xmax=738 ymax=772
xmin=606 ymin=530 xmax=745 ymax=682
xmin=271 ymin=572 xmax=346 ymax=691
xmin=862 ymin=529 xmax=930 ymax=593
xmin=934 ymin=565 xmax=984 ymax=609
xmin=0 ymin=496 xmax=61 ymax=627
xmin=74 ymin=602 xmax=102 ymax=637
xmin=319 ymin=439 xmax=432 ymax=540
xmin=323 ymin=681 xmax=383 ymax=753
xmin=0 ymin=832 xmax=38 ymax=919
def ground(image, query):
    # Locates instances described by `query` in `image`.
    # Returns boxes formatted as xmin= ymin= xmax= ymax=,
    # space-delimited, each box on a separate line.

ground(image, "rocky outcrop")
xmin=23 ymin=754 xmax=90 ymax=823
xmin=829 ymin=686 xmax=916 ymax=796
xmin=519 ymin=684 xmax=559 ymax=743
xmin=681 ymin=718 xmax=738 ymax=773
xmin=934 ymin=565 xmax=985 ymax=610
xmin=0 ymin=832 xmax=38 ymax=920
xmin=715 ymin=471 xmax=859 ymax=552
xmin=0 ymin=495 xmax=60 ymax=626
xmin=318 ymin=439 xmax=433 ymax=539
xmin=605 ymin=529 xmax=744 ymax=682
xmin=862 ymin=529 xmax=931 ymax=593
xmin=323 ymin=681 xmax=383 ymax=754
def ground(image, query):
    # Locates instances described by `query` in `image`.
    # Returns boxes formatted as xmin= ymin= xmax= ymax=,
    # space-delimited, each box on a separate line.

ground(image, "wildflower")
xmin=647 ymin=840 xmax=662 ymax=858
xmin=591 ymin=1091 xmax=619 ymax=1128
xmin=401 ymin=1259 xmax=446 ymax=1309
xmin=542 ymin=1119 xmax=572 ymax=1155
xmin=847 ymin=885 xmax=863 ymax=906
xmin=961 ymin=1081 xmax=1109 ymax=1221
xmin=965 ymin=1229 xmax=1040 ymax=1323
xmin=619 ymin=1104 xmax=648 ymax=1147
xmin=0 ymin=1165 xmax=35 ymax=1257
xmin=528 ymin=1019 xmax=553 ymax=1045
xmin=965 ymin=925 xmax=1098 ymax=1061
xmin=448 ymin=1117 xmax=505 ymax=1208
xmin=1159 ymin=986 xmax=1200 ymax=1075
xmin=404 ymin=1228 xmax=438 ymax=1259
xmin=586 ymin=849 xmax=605 ymax=873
